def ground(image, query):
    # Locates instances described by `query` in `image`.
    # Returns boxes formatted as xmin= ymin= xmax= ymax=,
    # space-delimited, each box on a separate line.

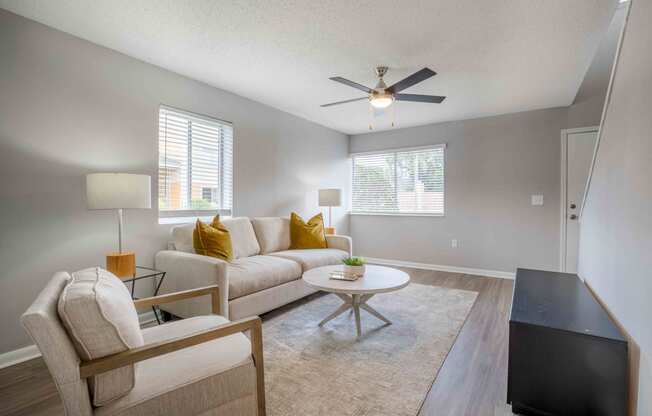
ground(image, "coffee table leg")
xmin=359 ymin=294 xmax=392 ymax=324
xmin=352 ymin=294 xmax=362 ymax=338
xmin=318 ymin=292 xmax=392 ymax=337
xmin=360 ymin=303 xmax=392 ymax=324
xmin=318 ymin=295 xmax=352 ymax=326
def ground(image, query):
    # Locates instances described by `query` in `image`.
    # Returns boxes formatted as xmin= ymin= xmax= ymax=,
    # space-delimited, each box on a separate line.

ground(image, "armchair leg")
xmin=250 ymin=319 xmax=266 ymax=416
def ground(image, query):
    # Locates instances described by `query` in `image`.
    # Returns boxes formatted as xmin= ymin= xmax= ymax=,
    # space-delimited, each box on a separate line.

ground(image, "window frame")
xmin=349 ymin=143 xmax=446 ymax=217
xmin=158 ymin=105 xmax=234 ymax=223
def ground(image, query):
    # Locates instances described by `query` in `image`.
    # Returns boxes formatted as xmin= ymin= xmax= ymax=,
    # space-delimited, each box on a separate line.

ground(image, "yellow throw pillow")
xmin=193 ymin=216 xmax=233 ymax=261
xmin=290 ymin=212 xmax=327 ymax=249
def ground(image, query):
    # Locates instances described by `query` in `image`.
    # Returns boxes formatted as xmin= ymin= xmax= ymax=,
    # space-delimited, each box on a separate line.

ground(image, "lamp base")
xmin=324 ymin=226 xmax=336 ymax=235
xmin=106 ymin=252 xmax=135 ymax=278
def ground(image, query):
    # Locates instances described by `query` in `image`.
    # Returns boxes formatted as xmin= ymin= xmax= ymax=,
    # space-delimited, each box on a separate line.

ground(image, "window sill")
xmin=349 ymin=212 xmax=445 ymax=218
xmin=158 ymin=215 xmax=232 ymax=225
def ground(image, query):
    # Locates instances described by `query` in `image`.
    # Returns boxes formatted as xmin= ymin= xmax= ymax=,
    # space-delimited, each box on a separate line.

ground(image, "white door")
xmin=563 ymin=129 xmax=598 ymax=273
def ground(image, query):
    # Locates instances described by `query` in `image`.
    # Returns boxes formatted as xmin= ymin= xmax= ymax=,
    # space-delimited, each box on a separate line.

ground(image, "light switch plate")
xmin=531 ymin=195 xmax=544 ymax=206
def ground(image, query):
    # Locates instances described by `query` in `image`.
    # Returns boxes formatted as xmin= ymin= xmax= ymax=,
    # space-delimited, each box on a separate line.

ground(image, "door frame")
xmin=559 ymin=126 xmax=599 ymax=272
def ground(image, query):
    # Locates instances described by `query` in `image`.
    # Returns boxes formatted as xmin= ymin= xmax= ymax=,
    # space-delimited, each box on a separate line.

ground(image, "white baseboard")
xmin=0 ymin=344 xmax=41 ymax=370
xmin=364 ymin=257 xmax=516 ymax=280
xmin=0 ymin=311 xmax=159 ymax=370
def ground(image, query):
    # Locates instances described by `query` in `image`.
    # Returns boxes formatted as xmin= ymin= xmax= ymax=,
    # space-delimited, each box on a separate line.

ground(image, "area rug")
xmin=263 ymin=283 xmax=478 ymax=416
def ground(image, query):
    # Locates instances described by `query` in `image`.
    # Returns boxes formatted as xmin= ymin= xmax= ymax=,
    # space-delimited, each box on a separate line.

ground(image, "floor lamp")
xmin=319 ymin=188 xmax=341 ymax=235
xmin=86 ymin=173 xmax=151 ymax=277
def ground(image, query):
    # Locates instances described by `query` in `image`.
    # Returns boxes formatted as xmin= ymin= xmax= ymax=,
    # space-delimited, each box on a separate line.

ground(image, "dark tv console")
xmin=507 ymin=268 xmax=628 ymax=415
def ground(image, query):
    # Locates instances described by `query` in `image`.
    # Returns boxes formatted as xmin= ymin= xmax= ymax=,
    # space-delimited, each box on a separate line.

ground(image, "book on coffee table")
xmin=329 ymin=271 xmax=360 ymax=281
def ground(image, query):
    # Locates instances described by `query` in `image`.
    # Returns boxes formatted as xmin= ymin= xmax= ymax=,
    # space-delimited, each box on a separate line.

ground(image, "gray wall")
xmin=349 ymin=107 xmax=568 ymax=273
xmin=0 ymin=9 xmax=349 ymax=354
xmin=567 ymin=5 xmax=626 ymax=129
xmin=578 ymin=1 xmax=651 ymax=414
xmin=347 ymin=7 xmax=625 ymax=274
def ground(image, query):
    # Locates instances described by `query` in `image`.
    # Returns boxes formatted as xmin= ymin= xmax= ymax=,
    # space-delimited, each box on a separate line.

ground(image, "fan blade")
xmin=329 ymin=77 xmax=373 ymax=93
xmin=321 ymin=97 xmax=368 ymax=107
xmin=395 ymin=93 xmax=446 ymax=103
xmin=387 ymin=68 xmax=437 ymax=93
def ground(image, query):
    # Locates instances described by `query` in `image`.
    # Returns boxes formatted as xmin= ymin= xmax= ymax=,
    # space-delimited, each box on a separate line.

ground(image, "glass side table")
xmin=121 ymin=266 xmax=166 ymax=325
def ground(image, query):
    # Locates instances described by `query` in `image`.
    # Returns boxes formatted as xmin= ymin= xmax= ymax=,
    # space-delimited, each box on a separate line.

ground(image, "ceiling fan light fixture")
xmin=369 ymin=94 xmax=394 ymax=109
xmin=322 ymin=66 xmax=445 ymax=114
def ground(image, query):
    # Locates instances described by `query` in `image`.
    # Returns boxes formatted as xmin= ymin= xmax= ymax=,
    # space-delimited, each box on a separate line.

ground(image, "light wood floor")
xmin=0 ymin=268 xmax=514 ymax=416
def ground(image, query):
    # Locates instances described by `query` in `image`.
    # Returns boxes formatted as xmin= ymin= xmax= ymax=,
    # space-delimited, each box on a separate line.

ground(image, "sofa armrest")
xmin=134 ymin=285 xmax=220 ymax=315
xmin=325 ymin=235 xmax=352 ymax=256
xmin=155 ymin=250 xmax=230 ymax=318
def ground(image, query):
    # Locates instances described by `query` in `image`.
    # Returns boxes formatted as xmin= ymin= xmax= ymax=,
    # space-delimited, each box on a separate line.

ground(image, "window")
xmin=158 ymin=106 xmax=233 ymax=220
xmin=351 ymin=145 xmax=445 ymax=215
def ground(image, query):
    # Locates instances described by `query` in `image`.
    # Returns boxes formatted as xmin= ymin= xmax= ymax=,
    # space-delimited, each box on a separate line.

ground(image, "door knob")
xmin=569 ymin=214 xmax=578 ymax=220
xmin=569 ymin=203 xmax=576 ymax=209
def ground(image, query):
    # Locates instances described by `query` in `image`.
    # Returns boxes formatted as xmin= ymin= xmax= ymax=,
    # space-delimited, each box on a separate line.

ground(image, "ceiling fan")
xmin=321 ymin=66 xmax=445 ymax=109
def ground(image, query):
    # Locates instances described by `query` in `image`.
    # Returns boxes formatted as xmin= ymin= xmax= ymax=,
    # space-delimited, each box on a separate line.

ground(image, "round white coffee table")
xmin=302 ymin=264 xmax=410 ymax=338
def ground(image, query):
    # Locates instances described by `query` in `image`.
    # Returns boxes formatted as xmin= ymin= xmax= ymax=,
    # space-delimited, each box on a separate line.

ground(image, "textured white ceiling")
xmin=0 ymin=0 xmax=618 ymax=134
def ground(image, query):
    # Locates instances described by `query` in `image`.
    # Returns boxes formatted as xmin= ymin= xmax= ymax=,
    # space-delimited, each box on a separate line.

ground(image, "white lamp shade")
xmin=318 ymin=188 xmax=342 ymax=207
xmin=86 ymin=173 xmax=151 ymax=210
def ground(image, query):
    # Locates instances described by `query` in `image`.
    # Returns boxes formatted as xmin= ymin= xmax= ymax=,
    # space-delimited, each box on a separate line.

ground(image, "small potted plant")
xmin=342 ymin=256 xmax=366 ymax=277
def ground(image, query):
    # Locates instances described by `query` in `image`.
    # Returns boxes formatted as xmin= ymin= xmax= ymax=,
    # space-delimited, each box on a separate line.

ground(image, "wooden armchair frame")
xmin=78 ymin=285 xmax=266 ymax=416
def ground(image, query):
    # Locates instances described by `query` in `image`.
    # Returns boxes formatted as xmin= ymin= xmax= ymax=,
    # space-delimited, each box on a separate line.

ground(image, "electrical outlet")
xmin=451 ymin=239 xmax=458 ymax=248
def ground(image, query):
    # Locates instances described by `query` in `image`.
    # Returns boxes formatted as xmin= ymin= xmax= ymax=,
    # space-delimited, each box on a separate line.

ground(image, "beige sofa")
xmin=155 ymin=217 xmax=352 ymax=320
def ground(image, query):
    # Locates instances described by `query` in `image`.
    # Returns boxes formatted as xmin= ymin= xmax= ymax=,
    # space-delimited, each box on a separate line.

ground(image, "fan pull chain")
xmin=391 ymin=102 xmax=396 ymax=128
xmin=368 ymin=104 xmax=374 ymax=130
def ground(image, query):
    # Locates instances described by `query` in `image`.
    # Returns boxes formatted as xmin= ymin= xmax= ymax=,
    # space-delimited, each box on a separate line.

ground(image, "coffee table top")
xmin=302 ymin=264 xmax=410 ymax=295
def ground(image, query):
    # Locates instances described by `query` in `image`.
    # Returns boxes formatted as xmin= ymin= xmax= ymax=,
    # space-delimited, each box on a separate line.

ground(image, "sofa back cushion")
xmin=251 ymin=217 xmax=291 ymax=254
xmin=57 ymin=267 xmax=144 ymax=406
xmin=171 ymin=223 xmax=195 ymax=253
xmin=221 ymin=217 xmax=261 ymax=258
xmin=171 ymin=217 xmax=260 ymax=259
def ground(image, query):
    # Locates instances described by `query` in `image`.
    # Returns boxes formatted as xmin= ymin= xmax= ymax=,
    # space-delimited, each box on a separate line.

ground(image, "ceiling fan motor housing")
xmin=375 ymin=66 xmax=389 ymax=78
xmin=374 ymin=66 xmax=389 ymax=92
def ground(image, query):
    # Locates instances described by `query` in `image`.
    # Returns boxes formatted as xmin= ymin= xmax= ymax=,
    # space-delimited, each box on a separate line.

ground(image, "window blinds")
xmin=158 ymin=106 xmax=233 ymax=217
xmin=352 ymin=145 xmax=445 ymax=215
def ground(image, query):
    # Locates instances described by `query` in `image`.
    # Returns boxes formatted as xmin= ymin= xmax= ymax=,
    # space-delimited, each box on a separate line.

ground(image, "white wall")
xmin=578 ymin=1 xmax=652 ymax=414
xmin=0 ymin=9 xmax=349 ymax=354
xmin=349 ymin=107 xmax=567 ymax=273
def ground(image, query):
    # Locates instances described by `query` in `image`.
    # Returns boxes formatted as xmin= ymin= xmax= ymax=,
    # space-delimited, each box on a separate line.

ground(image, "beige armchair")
xmin=21 ymin=271 xmax=266 ymax=416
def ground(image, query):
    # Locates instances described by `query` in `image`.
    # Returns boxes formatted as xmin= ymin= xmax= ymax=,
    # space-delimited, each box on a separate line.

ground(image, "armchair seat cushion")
xmin=96 ymin=316 xmax=256 ymax=416
xmin=269 ymin=249 xmax=348 ymax=271
xmin=228 ymin=255 xmax=302 ymax=300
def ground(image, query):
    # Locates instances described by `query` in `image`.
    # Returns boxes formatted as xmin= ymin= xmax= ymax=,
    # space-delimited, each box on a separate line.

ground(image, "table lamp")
xmin=86 ymin=173 xmax=151 ymax=277
xmin=318 ymin=188 xmax=341 ymax=235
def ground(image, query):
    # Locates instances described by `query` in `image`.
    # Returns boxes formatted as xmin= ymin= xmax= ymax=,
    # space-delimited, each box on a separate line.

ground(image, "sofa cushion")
xmin=228 ymin=255 xmax=302 ymax=299
xmin=171 ymin=223 xmax=195 ymax=253
xmin=57 ymin=267 xmax=144 ymax=406
xmin=270 ymin=249 xmax=348 ymax=271
xmin=221 ymin=217 xmax=261 ymax=259
xmin=96 ymin=315 xmax=255 ymax=416
xmin=251 ymin=217 xmax=291 ymax=254
xmin=171 ymin=217 xmax=260 ymax=259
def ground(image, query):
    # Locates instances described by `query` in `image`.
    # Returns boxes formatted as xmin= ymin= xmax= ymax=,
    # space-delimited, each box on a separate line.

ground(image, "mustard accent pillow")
xmin=193 ymin=216 xmax=233 ymax=261
xmin=289 ymin=212 xmax=327 ymax=249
